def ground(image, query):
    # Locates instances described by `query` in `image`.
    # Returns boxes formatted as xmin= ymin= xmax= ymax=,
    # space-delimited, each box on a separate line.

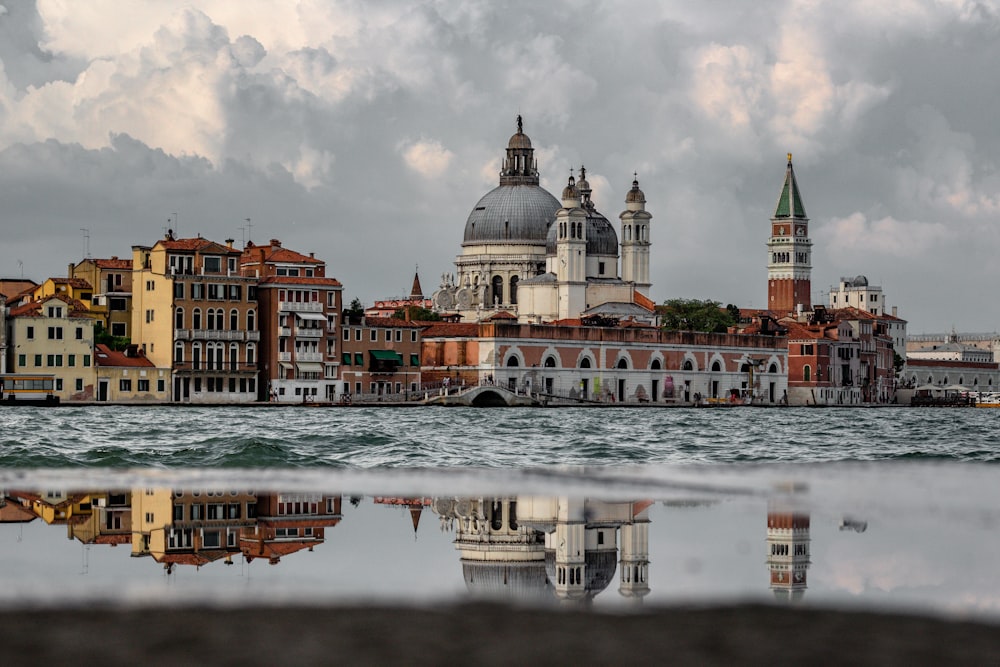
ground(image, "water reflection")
xmin=1 ymin=484 xmax=825 ymax=609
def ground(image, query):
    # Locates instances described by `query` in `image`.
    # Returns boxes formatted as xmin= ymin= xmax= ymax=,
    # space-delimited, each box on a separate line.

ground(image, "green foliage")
xmin=93 ymin=322 xmax=130 ymax=351
xmin=659 ymin=298 xmax=736 ymax=333
xmin=344 ymin=297 xmax=365 ymax=323
xmin=392 ymin=305 xmax=441 ymax=321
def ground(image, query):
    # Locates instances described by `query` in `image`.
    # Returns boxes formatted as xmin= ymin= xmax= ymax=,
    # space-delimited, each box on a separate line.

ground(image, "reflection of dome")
xmin=545 ymin=211 xmax=619 ymax=256
xmin=462 ymin=185 xmax=560 ymax=245
xmin=462 ymin=561 xmax=551 ymax=599
xmin=584 ymin=550 xmax=617 ymax=597
xmin=852 ymin=275 xmax=868 ymax=287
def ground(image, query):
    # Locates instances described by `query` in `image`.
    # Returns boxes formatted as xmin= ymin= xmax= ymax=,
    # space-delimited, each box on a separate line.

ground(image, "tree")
xmin=393 ymin=305 xmax=441 ymax=321
xmin=344 ymin=297 xmax=365 ymax=324
xmin=93 ymin=322 xmax=130 ymax=351
xmin=659 ymin=298 xmax=736 ymax=333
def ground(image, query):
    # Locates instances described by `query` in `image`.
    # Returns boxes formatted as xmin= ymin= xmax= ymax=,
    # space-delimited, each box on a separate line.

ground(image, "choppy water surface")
xmin=0 ymin=405 xmax=997 ymax=468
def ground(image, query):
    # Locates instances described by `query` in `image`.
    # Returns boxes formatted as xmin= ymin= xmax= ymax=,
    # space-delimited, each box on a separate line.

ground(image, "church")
xmin=432 ymin=116 xmax=656 ymax=323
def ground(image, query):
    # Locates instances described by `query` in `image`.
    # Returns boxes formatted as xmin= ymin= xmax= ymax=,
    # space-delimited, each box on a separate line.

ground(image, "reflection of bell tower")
xmin=618 ymin=501 xmax=652 ymax=601
xmin=766 ymin=499 xmax=811 ymax=602
xmin=767 ymin=153 xmax=812 ymax=315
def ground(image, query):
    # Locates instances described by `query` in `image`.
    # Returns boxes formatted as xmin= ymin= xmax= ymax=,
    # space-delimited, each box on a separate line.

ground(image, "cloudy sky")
xmin=1 ymin=0 xmax=998 ymax=333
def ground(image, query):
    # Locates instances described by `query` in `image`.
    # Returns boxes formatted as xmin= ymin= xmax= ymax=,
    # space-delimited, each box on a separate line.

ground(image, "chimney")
xmin=309 ymin=252 xmax=315 ymax=258
xmin=68 ymin=263 xmax=74 ymax=279
xmin=892 ymin=306 xmax=897 ymax=318
xmin=226 ymin=238 xmax=235 ymax=249
xmin=270 ymin=239 xmax=281 ymax=248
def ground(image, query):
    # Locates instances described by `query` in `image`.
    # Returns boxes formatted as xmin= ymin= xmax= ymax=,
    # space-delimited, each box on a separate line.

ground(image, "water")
xmin=2 ymin=405 xmax=999 ymax=620
xmin=1 ymin=405 xmax=997 ymax=468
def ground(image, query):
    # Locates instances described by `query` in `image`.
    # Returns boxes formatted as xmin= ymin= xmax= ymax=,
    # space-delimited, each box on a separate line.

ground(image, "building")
xmin=420 ymin=320 xmax=788 ymax=405
xmin=365 ymin=271 xmax=433 ymax=318
xmin=6 ymin=294 xmax=96 ymax=401
xmin=25 ymin=276 xmax=95 ymax=305
xmin=94 ymin=343 xmax=170 ymax=402
xmin=766 ymin=154 xmax=812 ymax=316
xmin=71 ymin=257 xmax=134 ymax=340
xmin=340 ymin=316 xmax=423 ymax=400
xmin=0 ymin=293 xmax=6 ymax=374
xmin=241 ymin=239 xmax=342 ymax=402
xmin=432 ymin=116 xmax=654 ymax=323
xmin=131 ymin=232 xmax=260 ymax=403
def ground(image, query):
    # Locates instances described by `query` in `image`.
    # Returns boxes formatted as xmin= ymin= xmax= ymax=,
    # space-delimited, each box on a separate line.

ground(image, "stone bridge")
xmin=426 ymin=384 xmax=540 ymax=407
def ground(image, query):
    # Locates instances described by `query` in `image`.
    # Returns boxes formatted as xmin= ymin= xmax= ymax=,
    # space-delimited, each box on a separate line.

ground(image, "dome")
xmin=561 ymin=175 xmax=579 ymax=201
xmin=508 ymin=131 xmax=533 ymax=150
xmin=625 ymin=176 xmax=645 ymax=204
xmin=462 ymin=560 xmax=551 ymax=600
xmin=545 ymin=210 xmax=620 ymax=256
xmin=852 ymin=275 xmax=869 ymax=287
xmin=463 ymin=185 xmax=560 ymax=245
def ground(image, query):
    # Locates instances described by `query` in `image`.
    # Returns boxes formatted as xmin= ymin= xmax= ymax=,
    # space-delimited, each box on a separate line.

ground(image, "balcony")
xmin=295 ymin=352 xmax=323 ymax=362
xmin=173 ymin=361 xmax=258 ymax=373
xmin=278 ymin=327 xmax=292 ymax=338
xmin=175 ymin=329 xmax=191 ymax=340
xmin=294 ymin=328 xmax=323 ymax=338
xmin=246 ymin=331 xmax=260 ymax=342
xmin=278 ymin=352 xmax=292 ymax=362
xmin=278 ymin=301 xmax=322 ymax=313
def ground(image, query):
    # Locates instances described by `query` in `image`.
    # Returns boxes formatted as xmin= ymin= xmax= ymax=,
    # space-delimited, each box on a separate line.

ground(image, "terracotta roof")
xmin=784 ymin=321 xmax=838 ymax=341
xmin=9 ymin=294 xmax=89 ymax=318
xmin=258 ymin=275 xmax=342 ymax=287
xmin=365 ymin=316 xmax=420 ymax=329
xmin=548 ymin=318 xmax=584 ymax=326
xmin=94 ymin=258 xmax=132 ymax=270
xmin=0 ymin=279 xmax=39 ymax=300
xmin=420 ymin=322 xmax=480 ymax=337
xmin=94 ymin=534 xmax=133 ymax=545
xmin=0 ymin=503 xmax=37 ymax=524
xmin=243 ymin=244 xmax=324 ymax=265
xmin=49 ymin=277 xmax=93 ymax=289
xmin=241 ymin=538 xmax=321 ymax=563
xmin=158 ymin=236 xmax=240 ymax=255
xmin=633 ymin=291 xmax=656 ymax=312
xmin=484 ymin=310 xmax=517 ymax=321
xmin=95 ymin=344 xmax=156 ymax=368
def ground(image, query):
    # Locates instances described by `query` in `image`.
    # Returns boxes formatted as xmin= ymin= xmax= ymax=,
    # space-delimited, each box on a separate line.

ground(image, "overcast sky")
xmin=1 ymin=1 xmax=999 ymax=333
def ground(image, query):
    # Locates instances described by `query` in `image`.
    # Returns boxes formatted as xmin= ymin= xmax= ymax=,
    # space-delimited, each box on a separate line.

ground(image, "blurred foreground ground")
xmin=2 ymin=604 xmax=998 ymax=666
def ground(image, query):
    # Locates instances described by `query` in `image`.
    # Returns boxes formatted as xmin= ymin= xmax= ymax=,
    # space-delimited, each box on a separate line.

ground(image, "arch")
xmin=174 ymin=341 xmax=184 ymax=364
xmin=491 ymin=275 xmax=504 ymax=305
xmin=711 ymin=360 xmax=722 ymax=372
xmin=579 ymin=357 xmax=592 ymax=369
xmin=617 ymin=358 xmax=629 ymax=370
xmin=246 ymin=343 xmax=256 ymax=365
xmin=509 ymin=275 xmax=519 ymax=305
xmin=505 ymin=352 xmax=521 ymax=367
xmin=229 ymin=343 xmax=239 ymax=369
xmin=192 ymin=342 xmax=202 ymax=370
xmin=682 ymin=359 xmax=694 ymax=371
xmin=768 ymin=363 xmax=779 ymax=374
xmin=230 ymin=309 xmax=239 ymax=330
xmin=544 ymin=356 xmax=557 ymax=368
xmin=175 ymin=307 xmax=184 ymax=329
xmin=803 ymin=365 xmax=811 ymax=382
xmin=206 ymin=308 xmax=216 ymax=330
xmin=247 ymin=309 xmax=256 ymax=331
xmin=650 ymin=358 xmax=662 ymax=370
xmin=193 ymin=308 xmax=202 ymax=330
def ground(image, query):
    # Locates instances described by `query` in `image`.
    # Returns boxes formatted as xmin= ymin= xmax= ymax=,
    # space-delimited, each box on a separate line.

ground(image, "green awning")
xmin=342 ymin=353 xmax=352 ymax=366
xmin=370 ymin=350 xmax=403 ymax=363
xmin=410 ymin=354 xmax=420 ymax=366
xmin=353 ymin=353 xmax=364 ymax=365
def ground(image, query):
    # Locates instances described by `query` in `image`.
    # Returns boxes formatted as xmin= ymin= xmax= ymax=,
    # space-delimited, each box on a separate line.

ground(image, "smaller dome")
xmin=562 ymin=175 xmax=579 ymax=201
xmin=508 ymin=114 xmax=532 ymax=150
xmin=852 ymin=275 xmax=868 ymax=287
xmin=577 ymin=166 xmax=591 ymax=192
xmin=625 ymin=175 xmax=645 ymax=203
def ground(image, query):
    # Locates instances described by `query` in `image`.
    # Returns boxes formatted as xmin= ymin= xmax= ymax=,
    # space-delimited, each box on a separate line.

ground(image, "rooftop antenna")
xmin=170 ymin=212 xmax=179 ymax=237
xmin=17 ymin=259 xmax=23 ymax=278
xmin=245 ymin=218 xmax=253 ymax=244
xmin=80 ymin=228 xmax=91 ymax=259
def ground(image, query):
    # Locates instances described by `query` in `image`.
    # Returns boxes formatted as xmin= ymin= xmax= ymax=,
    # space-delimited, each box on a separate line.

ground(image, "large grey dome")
xmin=463 ymin=184 xmax=560 ymax=245
xmin=545 ymin=211 xmax=619 ymax=256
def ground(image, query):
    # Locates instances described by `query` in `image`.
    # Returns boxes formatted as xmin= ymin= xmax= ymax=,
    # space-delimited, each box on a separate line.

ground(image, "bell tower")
xmin=620 ymin=175 xmax=651 ymax=296
xmin=767 ymin=154 xmax=812 ymax=314
xmin=555 ymin=173 xmax=587 ymax=319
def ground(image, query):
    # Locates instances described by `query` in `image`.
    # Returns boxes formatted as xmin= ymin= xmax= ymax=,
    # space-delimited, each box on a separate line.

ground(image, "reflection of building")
xmin=433 ymin=497 xmax=549 ymax=601
xmin=372 ymin=496 xmax=430 ymax=536
xmin=131 ymin=488 xmax=258 ymax=568
xmin=432 ymin=495 xmax=651 ymax=604
xmin=241 ymin=493 xmax=342 ymax=564
xmin=766 ymin=499 xmax=811 ymax=602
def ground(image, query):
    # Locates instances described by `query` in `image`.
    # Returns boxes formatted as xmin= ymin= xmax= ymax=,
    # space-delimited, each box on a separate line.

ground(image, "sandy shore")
xmin=2 ymin=604 xmax=998 ymax=666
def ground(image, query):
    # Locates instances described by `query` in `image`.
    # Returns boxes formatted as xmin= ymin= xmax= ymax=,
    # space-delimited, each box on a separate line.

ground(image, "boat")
xmin=970 ymin=391 xmax=1000 ymax=408
xmin=0 ymin=374 xmax=60 ymax=406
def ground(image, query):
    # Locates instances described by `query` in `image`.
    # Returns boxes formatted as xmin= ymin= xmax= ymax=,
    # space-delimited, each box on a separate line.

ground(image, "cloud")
xmin=820 ymin=213 xmax=950 ymax=258
xmin=400 ymin=138 xmax=454 ymax=179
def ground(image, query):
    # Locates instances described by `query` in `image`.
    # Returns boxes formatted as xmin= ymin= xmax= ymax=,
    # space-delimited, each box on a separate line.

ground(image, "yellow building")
xmin=72 ymin=258 xmax=134 ymax=340
xmin=7 ymin=295 xmax=96 ymax=400
xmin=29 ymin=276 xmax=94 ymax=304
xmin=132 ymin=232 xmax=260 ymax=403
xmin=94 ymin=344 xmax=170 ymax=402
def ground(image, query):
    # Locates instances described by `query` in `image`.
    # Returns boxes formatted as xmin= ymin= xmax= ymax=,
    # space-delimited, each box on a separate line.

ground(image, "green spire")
xmin=774 ymin=153 xmax=807 ymax=219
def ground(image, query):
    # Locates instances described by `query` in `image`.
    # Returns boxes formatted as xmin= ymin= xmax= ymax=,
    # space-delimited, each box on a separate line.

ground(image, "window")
xmin=410 ymin=354 xmax=420 ymax=366
xmin=145 ymin=280 xmax=154 ymax=291
xmin=75 ymin=378 xmax=83 ymax=391
xmin=343 ymin=328 xmax=350 ymax=341
xmin=175 ymin=307 xmax=184 ymax=329
xmin=230 ymin=309 xmax=238 ymax=330
xmin=385 ymin=329 xmax=392 ymax=342
xmin=47 ymin=306 xmax=63 ymax=317
xmin=229 ymin=284 xmax=241 ymax=300
xmin=55 ymin=379 xmax=63 ymax=391
xmin=191 ymin=283 xmax=204 ymax=299
xmin=26 ymin=326 xmax=34 ymax=340
xmin=48 ymin=327 xmax=63 ymax=340
xmin=246 ymin=343 xmax=256 ymax=365
xmin=370 ymin=329 xmax=377 ymax=342
xmin=247 ymin=286 xmax=257 ymax=301
xmin=203 ymin=256 xmax=221 ymax=273
xmin=34 ymin=354 xmax=42 ymax=366
xmin=395 ymin=330 xmax=402 ymax=342
xmin=247 ymin=309 xmax=256 ymax=331
xmin=411 ymin=330 xmax=417 ymax=343
xmin=157 ymin=379 xmax=165 ymax=392
xmin=174 ymin=282 xmax=185 ymax=299
xmin=111 ymin=322 xmax=126 ymax=337
xmin=193 ymin=308 xmax=202 ymax=329
xmin=76 ymin=327 xmax=83 ymax=340
xmin=110 ymin=297 xmax=127 ymax=311
xmin=145 ymin=309 xmax=154 ymax=323
xmin=354 ymin=353 xmax=364 ymax=365
xmin=138 ymin=379 xmax=150 ymax=392
xmin=120 ymin=379 xmax=132 ymax=391
xmin=17 ymin=354 xmax=25 ymax=367
xmin=803 ymin=365 xmax=812 ymax=382
xmin=207 ymin=284 xmax=221 ymax=300
xmin=343 ymin=353 xmax=352 ymax=366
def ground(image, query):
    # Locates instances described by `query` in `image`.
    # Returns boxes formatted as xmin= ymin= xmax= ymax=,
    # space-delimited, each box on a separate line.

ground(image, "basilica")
xmin=432 ymin=116 xmax=655 ymax=323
